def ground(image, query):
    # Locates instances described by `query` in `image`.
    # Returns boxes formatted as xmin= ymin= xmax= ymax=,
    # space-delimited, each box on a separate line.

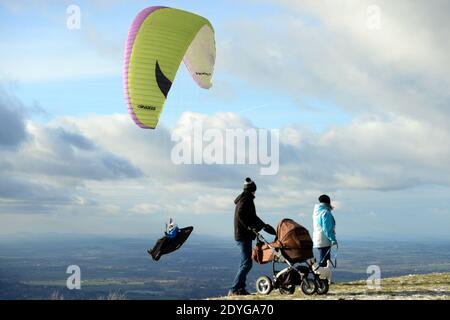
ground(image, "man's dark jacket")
xmin=234 ymin=191 xmax=265 ymax=241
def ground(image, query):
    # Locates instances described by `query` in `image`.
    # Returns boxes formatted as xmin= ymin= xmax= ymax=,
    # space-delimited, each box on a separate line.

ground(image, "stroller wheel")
xmin=316 ymin=279 xmax=329 ymax=295
xmin=279 ymin=285 xmax=295 ymax=295
xmin=256 ymin=276 xmax=273 ymax=295
xmin=300 ymin=278 xmax=317 ymax=295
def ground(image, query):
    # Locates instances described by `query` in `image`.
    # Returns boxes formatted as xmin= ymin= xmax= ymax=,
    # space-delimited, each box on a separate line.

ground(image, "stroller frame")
xmin=253 ymin=229 xmax=331 ymax=296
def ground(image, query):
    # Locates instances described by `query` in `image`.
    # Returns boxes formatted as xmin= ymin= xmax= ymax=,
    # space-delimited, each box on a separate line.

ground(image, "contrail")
xmin=237 ymin=104 xmax=267 ymax=114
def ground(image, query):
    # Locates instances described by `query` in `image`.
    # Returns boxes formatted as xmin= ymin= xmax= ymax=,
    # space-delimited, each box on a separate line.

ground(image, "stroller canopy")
xmin=276 ymin=219 xmax=313 ymax=263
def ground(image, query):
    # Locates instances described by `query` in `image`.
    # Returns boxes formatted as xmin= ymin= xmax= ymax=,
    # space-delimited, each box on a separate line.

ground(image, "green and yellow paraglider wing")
xmin=123 ymin=6 xmax=215 ymax=129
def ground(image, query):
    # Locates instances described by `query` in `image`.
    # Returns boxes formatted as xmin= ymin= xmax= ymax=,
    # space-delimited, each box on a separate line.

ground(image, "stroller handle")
xmin=251 ymin=228 xmax=288 ymax=264
xmin=251 ymin=228 xmax=267 ymax=242
xmin=250 ymin=228 xmax=277 ymax=249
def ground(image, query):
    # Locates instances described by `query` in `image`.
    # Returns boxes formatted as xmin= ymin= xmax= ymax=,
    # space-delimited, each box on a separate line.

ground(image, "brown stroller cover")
xmin=252 ymin=219 xmax=314 ymax=264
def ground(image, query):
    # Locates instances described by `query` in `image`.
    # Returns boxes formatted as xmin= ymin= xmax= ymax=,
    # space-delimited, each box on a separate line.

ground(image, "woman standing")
xmin=312 ymin=194 xmax=337 ymax=267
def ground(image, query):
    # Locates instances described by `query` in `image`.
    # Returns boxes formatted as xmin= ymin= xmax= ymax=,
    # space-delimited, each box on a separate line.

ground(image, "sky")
xmin=0 ymin=0 xmax=449 ymax=239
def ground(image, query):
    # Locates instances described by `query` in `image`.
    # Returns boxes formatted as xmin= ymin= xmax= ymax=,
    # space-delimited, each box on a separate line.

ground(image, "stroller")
xmin=252 ymin=218 xmax=334 ymax=295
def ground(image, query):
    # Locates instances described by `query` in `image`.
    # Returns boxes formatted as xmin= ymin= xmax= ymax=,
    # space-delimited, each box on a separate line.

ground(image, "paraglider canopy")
xmin=123 ymin=6 xmax=216 ymax=129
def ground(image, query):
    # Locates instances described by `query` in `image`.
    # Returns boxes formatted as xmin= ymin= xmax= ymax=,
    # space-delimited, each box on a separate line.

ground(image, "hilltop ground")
xmin=213 ymin=273 xmax=450 ymax=300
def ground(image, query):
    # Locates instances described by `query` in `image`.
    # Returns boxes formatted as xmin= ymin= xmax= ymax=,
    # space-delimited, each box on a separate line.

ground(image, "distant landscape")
xmin=1 ymin=234 xmax=449 ymax=300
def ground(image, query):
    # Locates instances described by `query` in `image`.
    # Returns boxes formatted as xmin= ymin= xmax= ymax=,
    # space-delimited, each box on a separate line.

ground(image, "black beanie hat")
xmin=243 ymin=177 xmax=257 ymax=192
xmin=318 ymin=194 xmax=331 ymax=205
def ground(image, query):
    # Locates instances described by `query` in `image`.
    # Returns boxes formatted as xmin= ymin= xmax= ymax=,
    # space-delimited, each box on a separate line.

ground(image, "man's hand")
xmin=263 ymin=224 xmax=276 ymax=235
xmin=331 ymin=241 xmax=338 ymax=246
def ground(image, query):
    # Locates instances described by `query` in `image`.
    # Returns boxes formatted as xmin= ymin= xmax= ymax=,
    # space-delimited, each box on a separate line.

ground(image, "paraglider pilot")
xmin=148 ymin=218 xmax=193 ymax=261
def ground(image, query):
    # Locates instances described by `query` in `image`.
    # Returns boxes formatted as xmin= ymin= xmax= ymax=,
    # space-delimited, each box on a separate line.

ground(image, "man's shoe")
xmin=237 ymin=288 xmax=251 ymax=295
xmin=228 ymin=290 xmax=239 ymax=296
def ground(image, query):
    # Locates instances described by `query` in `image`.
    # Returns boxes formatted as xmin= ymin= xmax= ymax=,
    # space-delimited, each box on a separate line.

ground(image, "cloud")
xmin=53 ymin=110 xmax=450 ymax=204
xmin=218 ymin=0 xmax=450 ymax=128
xmin=0 ymin=89 xmax=143 ymax=215
xmin=1 ymin=106 xmax=450 ymax=237
xmin=278 ymin=115 xmax=450 ymax=191
xmin=0 ymin=88 xmax=28 ymax=148
xmin=0 ymin=175 xmax=70 ymax=202
xmin=60 ymin=112 xmax=252 ymax=186
xmin=6 ymin=122 xmax=143 ymax=181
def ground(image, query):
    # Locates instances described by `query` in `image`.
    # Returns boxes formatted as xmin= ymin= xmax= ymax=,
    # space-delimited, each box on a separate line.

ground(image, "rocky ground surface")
xmin=212 ymin=272 xmax=450 ymax=300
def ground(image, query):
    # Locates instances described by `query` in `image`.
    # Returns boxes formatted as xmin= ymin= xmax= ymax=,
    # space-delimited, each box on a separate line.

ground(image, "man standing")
xmin=229 ymin=177 xmax=276 ymax=296
xmin=312 ymin=194 xmax=337 ymax=267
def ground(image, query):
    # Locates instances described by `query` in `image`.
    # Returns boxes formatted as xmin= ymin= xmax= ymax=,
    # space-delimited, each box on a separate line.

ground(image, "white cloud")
xmin=0 ymin=108 xmax=449 ymax=237
xmin=129 ymin=203 xmax=162 ymax=215
xmin=218 ymin=0 xmax=450 ymax=129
